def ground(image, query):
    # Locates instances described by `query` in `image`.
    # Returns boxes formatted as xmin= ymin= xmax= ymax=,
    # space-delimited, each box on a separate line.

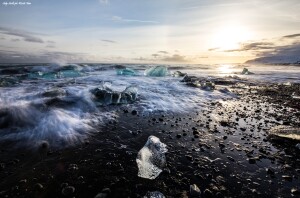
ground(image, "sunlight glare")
xmin=212 ymin=25 xmax=253 ymax=51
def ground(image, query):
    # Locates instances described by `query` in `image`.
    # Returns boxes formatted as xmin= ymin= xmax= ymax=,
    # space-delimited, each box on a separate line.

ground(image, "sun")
xmin=211 ymin=25 xmax=253 ymax=51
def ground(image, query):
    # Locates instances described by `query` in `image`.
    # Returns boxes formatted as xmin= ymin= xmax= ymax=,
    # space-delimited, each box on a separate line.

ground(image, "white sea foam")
xmin=1 ymin=64 xmax=298 ymax=148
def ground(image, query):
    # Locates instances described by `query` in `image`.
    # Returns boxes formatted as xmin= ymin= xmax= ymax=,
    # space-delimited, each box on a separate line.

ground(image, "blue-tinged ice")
xmin=136 ymin=136 xmax=168 ymax=180
xmin=144 ymin=66 xmax=168 ymax=77
xmin=59 ymin=70 xmax=81 ymax=78
xmin=241 ymin=68 xmax=254 ymax=75
xmin=116 ymin=68 xmax=137 ymax=76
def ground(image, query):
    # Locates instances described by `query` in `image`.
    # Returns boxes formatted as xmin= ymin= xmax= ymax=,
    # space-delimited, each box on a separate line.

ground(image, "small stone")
xmin=62 ymin=186 xmax=75 ymax=196
xmin=291 ymin=188 xmax=300 ymax=195
xmin=248 ymin=158 xmax=256 ymax=164
xmin=34 ymin=183 xmax=44 ymax=191
xmin=176 ymin=134 xmax=182 ymax=138
xmin=94 ymin=192 xmax=107 ymax=198
xmin=131 ymin=110 xmax=137 ymax=115
xmin=266 ymin=168 xmax=275 ymax=175
xmin=101 ymin=188 xmax=111 ymax=194
xmin=282 ymin=175 xmax=292 ymax=181
xmin=203 ymin=189 xmax=213 ymax=197
xmin=227 ymin=156 xmax=235 ymax=162
xmin=186 ymin=155 xmax=193 ymax=161
xmin=190 ymin=184 xmax=201 ymax=197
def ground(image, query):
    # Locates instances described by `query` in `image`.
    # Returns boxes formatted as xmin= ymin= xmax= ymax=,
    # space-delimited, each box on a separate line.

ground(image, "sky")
xmin=0 ymin=0 xmax=300 ymax=64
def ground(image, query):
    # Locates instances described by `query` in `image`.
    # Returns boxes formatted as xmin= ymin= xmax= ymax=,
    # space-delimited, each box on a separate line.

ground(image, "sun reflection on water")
xmin=218 ymin=64 xmax=235 ymax=75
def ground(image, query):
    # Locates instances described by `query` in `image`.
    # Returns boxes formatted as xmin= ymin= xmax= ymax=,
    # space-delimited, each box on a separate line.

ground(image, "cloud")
xmin=282 ymin=33 xmax=300 ymax=39
xmin=208 ymin=47 xmax=219 ymax=51
xmin=158 ymin=51 xmax=168 ymax=54
xmin=225 ymin=42 xmax=274 ymax=52
xmin=101 ymin=39 xmax=117 ymax=43
xmin=161 ymin=54 xmax=187 ymax=62
xmin=0 ymin=26 xmax=44 ymax=43
xmin=111 ymin=16 xmax=159 ymax=24
xmin=152 ymin=53 xmax=159 ymax=58
xmin=0 ymin=50 xmax=88 ymax=63
xmin=11 ymin=38 xmax=20 ymax=42
xmin=47 ymin=40 xmax=56 ymax=44
xmin=99 ymin=0 xmax=108 ymax=4
xmin=46 ymin=45 xmax=55 ymax=48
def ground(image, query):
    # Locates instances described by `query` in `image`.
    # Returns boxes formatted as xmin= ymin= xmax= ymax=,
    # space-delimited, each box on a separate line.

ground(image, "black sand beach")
xmin=0 ymin=69 xmax=299 ymax=197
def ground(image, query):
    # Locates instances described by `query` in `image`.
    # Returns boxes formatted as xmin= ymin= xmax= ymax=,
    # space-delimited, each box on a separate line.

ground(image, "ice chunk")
xmin=59 ymin=70 xmax=81 ymax=78
xmin=145 ymin=66 xmax=168 ymax=77
xmin=0 ymin=77 xmax=20 ymax=87
xmin=200 ymin=81 xmax=215 ymax=91
xmin=172 ymin=71 xmax=186 ymax=77
xmin=268 ymin=125 xmax=300 ymax=141
xmin=241 ymin=68 xmax=254 ymax=75
xmin=136 ymin=136 xmax=167 ymax=180
xmin=116 ymin=68 xmax=137 ymax=76
xmin=91 ymin=85 xmax=138 ymax=106
xmin=143 ymin=191 xmax=165 ymax=198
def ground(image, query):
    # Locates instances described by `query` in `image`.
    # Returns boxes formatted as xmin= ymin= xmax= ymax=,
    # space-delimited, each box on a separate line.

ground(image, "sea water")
xmin=0 ymin=63 xmax=299 ymax=147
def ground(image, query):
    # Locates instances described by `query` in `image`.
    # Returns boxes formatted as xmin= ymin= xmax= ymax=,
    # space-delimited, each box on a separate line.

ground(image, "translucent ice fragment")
xmin=241 ymin=68 xmax=254 ymax=75
xmin=269 ymin=125 xmax=300 ymax=141
xmin=91 ymin=85 xmax=137 ymax=105
xmin=116 ymin=68 xmax=137 ymax=76
xmin=136 ymin=136 xmax=168 ymax=179
xmin=145 ymin=66 xmax=168 ymax=77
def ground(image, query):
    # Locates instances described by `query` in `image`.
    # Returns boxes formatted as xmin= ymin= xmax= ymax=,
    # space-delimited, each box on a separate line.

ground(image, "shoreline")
xmin=0 ymin=79 xmax=299 ymax=197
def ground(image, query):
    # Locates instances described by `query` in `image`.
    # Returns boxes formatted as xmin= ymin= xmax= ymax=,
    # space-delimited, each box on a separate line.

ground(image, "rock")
xmin=68 ymin=164 xmax=78 ymax=172
xmin=94 ymin=193 xmax=107 ymax=198
xmin=203 ymin=189 xmax=213 ymax=197
xmin=62 ymin=186 xmax=75 ymax=196
xmin=101 ymin=188 xmax=111 ymax=194
xmin=176 ymin=134 xmax=182 ymax=138
xmin=291 ymin=188 xmax=300 ymax=195
xmin=248 ymin=158 xmax=256 ymax=164
xmin=185 ymin=155 xmax=193 ymax=161
xmin=172 ymin=71 xmax=187 ymax=77
xmin=132 ymin=110 xmax=138 ymax=115
xmin=190 ymin=184 xmax=201 ymax=197
xmin=143 ymin=191 xmax=165 ymax=198
xmin=34 ymin=183 xmax=44 ymax=191
xmin=266 ymin=168 xmax=275 ymax=175
xmin=227 ymin=156 xmax=235 ymax=162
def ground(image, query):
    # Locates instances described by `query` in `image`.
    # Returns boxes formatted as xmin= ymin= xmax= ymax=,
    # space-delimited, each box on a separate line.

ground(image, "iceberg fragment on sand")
xmin=143 ymin=191 xmax=166 ymax=198
xmin=91 ymin=84 xmax=138 ymax=106
xmin=136 ymin=136 xmax=168 ymax=180
xmin=144 ymin=66 xmax=168 ymax=77
xmin=268 ymin=125 xmax=300 ymax=141
xmin=241 ymin=68 xmax=254 ymax=75
xmin=181 ymin=75 xmax=215 ymax=91
xmin=116 ymin=68 xmax=137 ymax=76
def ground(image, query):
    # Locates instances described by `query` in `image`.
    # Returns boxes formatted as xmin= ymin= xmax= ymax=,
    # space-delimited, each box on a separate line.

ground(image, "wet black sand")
xmin=0 ymin=81 xmax=300 ymax=198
